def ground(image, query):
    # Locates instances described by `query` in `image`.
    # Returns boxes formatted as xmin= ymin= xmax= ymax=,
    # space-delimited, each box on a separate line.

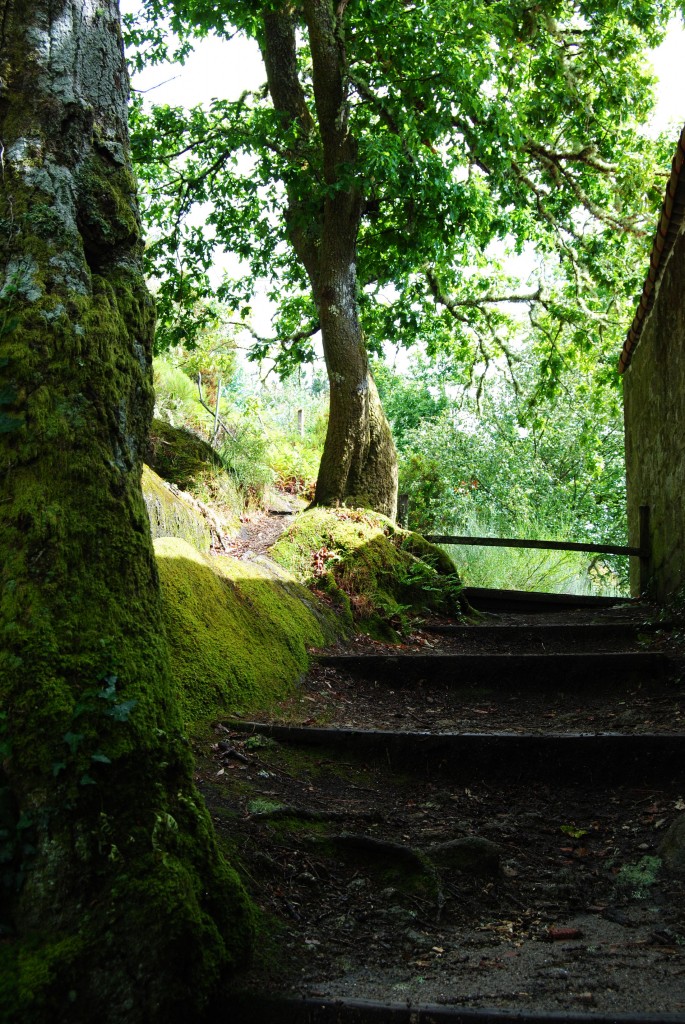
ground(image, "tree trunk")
xmin=0 ymin=2 xmax=253 ymax=1020
xmin=262 ymin=1 xmax=398 ymax=518
xmin=314 ymin=198 xmax=398 ymax=517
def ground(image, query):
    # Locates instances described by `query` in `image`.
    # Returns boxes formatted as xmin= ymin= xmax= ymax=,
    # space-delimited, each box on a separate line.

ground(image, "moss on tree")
xmin=0 ymin=2 xmax=256 ymax=1019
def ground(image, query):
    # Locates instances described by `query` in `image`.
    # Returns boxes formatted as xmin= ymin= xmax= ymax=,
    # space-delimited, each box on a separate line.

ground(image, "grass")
xmin=439 ymin=542 xmax=628 ymax=596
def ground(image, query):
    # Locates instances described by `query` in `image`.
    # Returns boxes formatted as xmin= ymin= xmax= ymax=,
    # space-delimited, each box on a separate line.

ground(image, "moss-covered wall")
xmin=142 ymin=465 xmax=211 ymax=552
xmin=155 ymin=538 xmax=339 ymax=723
xmin=624 ymin=224 xmax=685 ymax=600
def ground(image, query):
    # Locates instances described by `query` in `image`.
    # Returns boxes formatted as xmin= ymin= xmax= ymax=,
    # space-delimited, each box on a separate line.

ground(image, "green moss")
xmin=147 ymin=418 xmax=223 ymax=489
xmin=269 ymin=507 xmax=463 ymax=638
xmin=0 ymin=766 xmax=258 ymax=1022
xmin=0 ymin=102 xmax=255 ymax=1022
xmin=0 ymin=934 xmax=84 ymax=1019
xmin=147 ymin=419 xmax=242 ymax=531
xmin=142 ymin=464 xmax=211 ymax=552
xmin=75 ymin=155 xmax=139 ymax=270
xmin=155 ymin=538 xmax=341 ymax=723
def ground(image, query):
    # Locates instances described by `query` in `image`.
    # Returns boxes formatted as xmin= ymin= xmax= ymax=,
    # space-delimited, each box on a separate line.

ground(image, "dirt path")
xmin=194 ymin=580 xmax=685 ymax=1022
xmin=219 ymin=500 xmax=299 ymax=561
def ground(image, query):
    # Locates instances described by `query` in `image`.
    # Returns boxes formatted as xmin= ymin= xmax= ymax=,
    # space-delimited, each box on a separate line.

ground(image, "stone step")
xmin=315 ymin=652 xmax=670 ymax=689
xmin=422 ymin=622 xmax=671 ymax=646
xmin=463 ymin=588 xmax=637 ymax=614
xmin=224 ymin=721 xmax=685 ymax=783
xmin=230 ymin=993 xmax=685 ymax=1024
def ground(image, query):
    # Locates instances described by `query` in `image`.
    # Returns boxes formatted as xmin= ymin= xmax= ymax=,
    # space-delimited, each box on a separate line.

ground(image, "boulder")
xmin=155 ymin=537 xmax=341 ymax=723
xmin=142 ymin=465 xmax=211 ymax=552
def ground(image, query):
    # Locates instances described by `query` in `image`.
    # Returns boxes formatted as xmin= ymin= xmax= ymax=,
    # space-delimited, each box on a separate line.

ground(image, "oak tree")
xmin=129 ymin=0 xmax=679 ymax=516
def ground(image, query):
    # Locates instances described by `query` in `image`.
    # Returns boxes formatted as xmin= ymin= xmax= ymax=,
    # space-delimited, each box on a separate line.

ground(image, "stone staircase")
xmin=202 ymin=590 xmax=685 ymax=1023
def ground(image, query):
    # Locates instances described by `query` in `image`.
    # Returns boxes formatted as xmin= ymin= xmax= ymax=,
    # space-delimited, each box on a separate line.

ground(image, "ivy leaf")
xmin=63 ymin=732 xmax=84 ymax=754
xmin=90 ymin=752 xmax=112 ymax=765
xmin=105 ymin=700 xmax=137 ymax=722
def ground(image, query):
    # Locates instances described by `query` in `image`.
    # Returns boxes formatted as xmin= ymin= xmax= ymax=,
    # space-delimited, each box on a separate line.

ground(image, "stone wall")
xmin=623 ymin=222 xmax=685 ymax=600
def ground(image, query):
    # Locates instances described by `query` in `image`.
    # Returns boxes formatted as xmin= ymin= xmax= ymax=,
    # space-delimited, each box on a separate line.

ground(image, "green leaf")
xmin=63 ymin=732 xmax=84 ymax=754
xmin=106 ymin=700 xmax=137 ymax=722
xmin=90 ymin=752 xmax=112 ymax=765
xmin=560 ymin=824 xmax=588 ymax=839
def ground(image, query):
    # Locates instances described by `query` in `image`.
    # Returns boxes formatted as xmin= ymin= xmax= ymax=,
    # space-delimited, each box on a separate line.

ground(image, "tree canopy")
xmin=125 ymin=0 xmax=683 ymax=510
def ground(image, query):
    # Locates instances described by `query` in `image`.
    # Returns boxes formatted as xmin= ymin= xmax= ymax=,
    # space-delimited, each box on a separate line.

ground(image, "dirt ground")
xmin=195 ymin=722 xmax=685 ymax=1014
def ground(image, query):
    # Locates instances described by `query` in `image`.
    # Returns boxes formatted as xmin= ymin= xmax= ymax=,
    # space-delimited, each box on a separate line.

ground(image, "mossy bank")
xmin=270 ymin=507 xmax=463 ymax=638
xmin=155 ymin=538 xmax=341 ymax=723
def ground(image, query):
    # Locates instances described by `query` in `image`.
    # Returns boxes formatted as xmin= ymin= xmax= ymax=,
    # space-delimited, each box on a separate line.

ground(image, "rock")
xmin=146 ymin=418 xmax=223 ymax=489
xmin=658 ymin=814 xmax=685 ymax=875
xmin=265 ymin=487 xmax=296 ymax=513
xmin=154 ymin=537 xmax=340 ymax=724
xmin=142 ymin=465 xmax=211 ymax=552
xmin=426 ymin=836 xmax=502 ymax=876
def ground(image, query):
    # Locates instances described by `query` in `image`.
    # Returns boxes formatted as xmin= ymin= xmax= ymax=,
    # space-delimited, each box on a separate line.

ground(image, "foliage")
xmin=153 ymin=357 xmax=204 ymax=430
xmin=443 ymin=533 xmax=624 ymax=595
xmin=125 ymin=0 xmax=678 ymax=387
xmin=258 ymin=372 xmax=328 ymax=494
xmin=218 ymin=419 xmax=274 ymax=494
xmin=153 ymin=348 xmax=328 ymax=499
xmin=615 ymin=855 xmax=662 ymax=897
xmin=382 ymin=349 xmax=628 ymax=593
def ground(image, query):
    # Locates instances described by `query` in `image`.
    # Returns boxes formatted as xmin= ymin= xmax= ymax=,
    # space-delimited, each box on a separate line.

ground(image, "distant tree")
xmin=0 ymin=2 xmax=251 ymax=1019
xmin=128 ymin=0 xmax=678 ymax=515
xmin=391 ymin=350 xmax=627 ymax=557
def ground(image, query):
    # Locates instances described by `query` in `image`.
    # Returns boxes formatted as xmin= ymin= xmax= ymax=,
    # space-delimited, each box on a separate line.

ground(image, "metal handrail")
xmin=424 ymin=535 xmax=641 ymax=557
xmin=421 ymin=506 xmax=652 ymax=595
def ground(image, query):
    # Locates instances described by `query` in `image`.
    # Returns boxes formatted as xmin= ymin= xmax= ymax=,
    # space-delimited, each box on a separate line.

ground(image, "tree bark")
xmin=0 ymin=2 xmax=252 ymax=1019
xmin=262 ymin=1 xmax=398 ymax=518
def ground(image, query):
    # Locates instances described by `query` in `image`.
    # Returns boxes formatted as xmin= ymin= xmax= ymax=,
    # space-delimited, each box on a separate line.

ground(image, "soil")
xmin=218 ymin=499 xmax=302 ymax=561
xmin=196 ymin=509 xmax=685 ymax=1018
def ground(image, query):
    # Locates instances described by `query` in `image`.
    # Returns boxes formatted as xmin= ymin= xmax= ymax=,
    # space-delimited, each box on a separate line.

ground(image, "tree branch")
xmin=426 ymin=270 xmax=541 ymax=313
xmin=227 ymin=318 xmax=321 ymax=350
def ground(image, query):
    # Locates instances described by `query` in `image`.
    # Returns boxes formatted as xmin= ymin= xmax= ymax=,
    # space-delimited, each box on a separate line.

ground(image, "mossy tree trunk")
xmin=0 ymin=2 xmax=253 ymax=1020
xmin=262 ymin=2 xmax=398 ymax=518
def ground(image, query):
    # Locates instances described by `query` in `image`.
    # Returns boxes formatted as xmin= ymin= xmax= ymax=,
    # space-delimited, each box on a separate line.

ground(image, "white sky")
xmin=647 ymin=21 xmax=685 ymax=135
